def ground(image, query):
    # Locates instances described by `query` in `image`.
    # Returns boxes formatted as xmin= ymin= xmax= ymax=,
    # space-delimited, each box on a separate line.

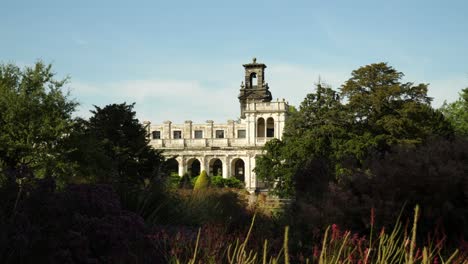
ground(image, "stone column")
xmin=163 ymin=120 xmax=172 ymax=139
xmin=244 ymin=155 xmax=252 ymax=190
xmin=184 ymin=120 xmax=192 ymax=139
xmin=206 ymin=120 xmax=214 ymax=139
xmin=247 ymin=113 xmax=256 ymax=145
xmin=200 ymin=156 xmax=206 ymax=173
xmin=275 ymin=113 xmax=280 ymax=139
xmin=250 ymin=156 xmax=257 ymax=190
xmin=222 ymin=156 xmax=229 ymax=179
xmin=177 ymin=157 xmax=184 ymax=177
xmin=227 ymin=119 xmax=235 ymax=138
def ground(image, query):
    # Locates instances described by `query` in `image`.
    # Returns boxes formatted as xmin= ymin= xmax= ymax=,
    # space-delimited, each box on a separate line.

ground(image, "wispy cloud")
xmin=72 ymin=36 xmax=88 ymax=47
xmin=71 ymin=79 xmax=239 ymax=123
xmin=70 ymin=62 xmax=353 ymax=124
xmin=69 ymin=63 xmax=466 ymax=125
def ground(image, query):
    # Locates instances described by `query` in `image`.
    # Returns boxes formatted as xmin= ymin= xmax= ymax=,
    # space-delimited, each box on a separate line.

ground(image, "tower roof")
xmin=242 ymin=57 xmax=266 ymax=68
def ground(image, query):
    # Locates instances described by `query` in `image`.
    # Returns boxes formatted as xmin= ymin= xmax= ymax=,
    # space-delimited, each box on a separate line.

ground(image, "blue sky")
xmin=1 ymin=0 xmax=467 ymax=123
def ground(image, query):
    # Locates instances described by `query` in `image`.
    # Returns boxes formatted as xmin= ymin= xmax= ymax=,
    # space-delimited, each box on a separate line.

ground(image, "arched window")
xmin=166 ymin=158 xmax=179 ymax=176
xmin=257 ymin=118 xmax=265 ymax=137
xmin=187 ymin=158 xmax=201 ymax=177
xmin=231 ymin=158 xmax=245 ymax=182
xmin=250 ymin=72 xmax=257 ymax=87
xmin=209 ymin=158 xmax=223 ymax=176
xmin=267 ymin=117 xmax=274 ymax=137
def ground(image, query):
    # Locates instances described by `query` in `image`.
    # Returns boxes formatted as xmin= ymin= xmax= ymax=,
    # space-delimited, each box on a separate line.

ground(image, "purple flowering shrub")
xmin=0 ymin=177 xmax=162 ymax=264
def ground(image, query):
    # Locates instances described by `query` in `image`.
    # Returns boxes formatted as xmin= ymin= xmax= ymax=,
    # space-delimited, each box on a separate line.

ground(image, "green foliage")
xmin=65 ymin=103 xmax=165 ymax=192
xmin=256 ymin=63 xmax=454 ymax=197
xmin=175 ymin=189 xmax=249 ymax=227
xmin=0 ymin=61 xmax=77 ymax=183
xmin=179 ymin=173 xmax=192 ymax=189
xmin=440 ymin=88 xmax=468 ymax=138
xmin=191 ymin=175 xmax=199 ymax=186
xmin=340 ymin=62 xmax=452 ymax=156
xmin=211 ymin=176 xmax=244 ymax=189
xmin=255 ymin=83 xmax=348 ymax=197
xmin=223 ymin=177 xmax=244 ymax=189
xmin=194 ymin=170 xmax=210 ymax=190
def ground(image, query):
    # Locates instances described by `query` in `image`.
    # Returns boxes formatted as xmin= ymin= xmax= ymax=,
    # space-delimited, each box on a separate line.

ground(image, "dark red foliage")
xmin=290 ymin=137 xmax=468 ymax=250
xmin=0 ymin=178 xmax=163 ymax=264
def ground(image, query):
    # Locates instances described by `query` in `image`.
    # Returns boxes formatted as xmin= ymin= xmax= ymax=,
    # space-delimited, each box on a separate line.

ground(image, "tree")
xmin=440 ymin=88 xmax=468 ymax=138
xmin=256 ymin=63 xmax=454 ymax=197
xmin=340 ymin=62 xmax=452 ymax=156
xmin=66 ymin=103 xmax=165 ymax=192
xmin=0 ymin=61 xmax=77 ymax=183
xmin=255 ymin=83 xmax=347 ymax=197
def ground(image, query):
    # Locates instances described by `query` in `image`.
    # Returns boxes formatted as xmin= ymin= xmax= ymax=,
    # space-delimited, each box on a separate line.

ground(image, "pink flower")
xmin=313 ymin=246 xmax=319 ymax=258
xmin=331 ymin=224 xmax=340 ymax=241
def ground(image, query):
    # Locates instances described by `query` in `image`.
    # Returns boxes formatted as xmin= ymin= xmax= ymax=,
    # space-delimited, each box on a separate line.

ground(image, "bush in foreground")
xmin=0 ymin=178 xmax=161 ymax=264
xmin=154 ymin=206 xmax=466 ymax=263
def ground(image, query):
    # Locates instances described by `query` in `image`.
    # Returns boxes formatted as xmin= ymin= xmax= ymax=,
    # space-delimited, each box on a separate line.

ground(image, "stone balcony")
xmin=149 ymin=137 xmax=273 ymax=149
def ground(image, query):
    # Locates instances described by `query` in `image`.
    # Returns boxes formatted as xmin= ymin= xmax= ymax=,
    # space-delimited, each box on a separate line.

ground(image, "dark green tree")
xmin=256 ymin=63 xmax=453 ymax=197
xmin=340 ymin=62 xmax=452 ymax=157
xmin=440 ymin=88 xmax=468 ymax=138
xmin=0 ymin=61 xmax=77 ymax=183
xmin=255 ymin=83 xmax=347 ymax=197
xmin=66 ymin=103 xmax=165 ymax=192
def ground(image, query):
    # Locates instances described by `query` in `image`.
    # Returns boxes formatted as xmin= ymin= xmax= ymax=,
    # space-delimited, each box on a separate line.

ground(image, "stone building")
xmin=146 ymin=59 xmax=289 ymax=192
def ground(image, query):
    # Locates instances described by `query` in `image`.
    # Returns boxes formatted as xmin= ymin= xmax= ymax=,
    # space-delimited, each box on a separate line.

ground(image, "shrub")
xmin=169 ymin=206 xmax=464 ymax=263
xmin=162 ymin=188 xmax=251 ymax=228
xmin=211 ymin=176 xmax=244 ymax=189
xmin=211 ymin=176 xmax=224 ymax=188
xmin=290 ymin=137 xmax=468 ymax=248
xmin=179 ymin=173 xmax=192 ymax=189
xmin=194 ymin=170 xmax=210 ymax=190
xmin=224 ymin=177 xmax=244 ymax=188
xmin=191 ymin=175 xmax=199 ymax=187
xmin=0 ymin=178 xmax=161 ymax=263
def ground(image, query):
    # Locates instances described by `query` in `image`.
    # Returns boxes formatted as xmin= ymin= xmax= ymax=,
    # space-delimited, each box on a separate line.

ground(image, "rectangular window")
xmin=194 ymin=130 xmax=203 ymax=139
xmin=237 ymin=129 xmax=246 ymax=138
xmin=173 ymin=130 xmax=182 ymax=139
xmin=152 ymin=131 xmax=161 ymax=139
xmin=215 ymin=130 xmax=224 ymax=138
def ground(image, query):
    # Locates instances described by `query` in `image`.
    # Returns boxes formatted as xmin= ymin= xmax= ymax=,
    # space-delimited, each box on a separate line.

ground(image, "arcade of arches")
xmin=166 ymin=155 xmax=251 ymax=183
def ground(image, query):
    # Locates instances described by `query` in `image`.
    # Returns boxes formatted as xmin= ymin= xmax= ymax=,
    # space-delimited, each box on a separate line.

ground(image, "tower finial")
xmin=252 ymin=57 xmax=257 ymax=63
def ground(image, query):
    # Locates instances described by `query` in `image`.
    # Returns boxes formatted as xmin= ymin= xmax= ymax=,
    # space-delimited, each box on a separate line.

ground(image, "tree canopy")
xmin=440 ymin=88 xmax=468 ymax=138
xmin=256 ymin=62 xmax=454 ymax=197
xmin=65 ymin=103 xmax=165 ymax=192
xmin=0 ymin=61 xmax=77 ymax=182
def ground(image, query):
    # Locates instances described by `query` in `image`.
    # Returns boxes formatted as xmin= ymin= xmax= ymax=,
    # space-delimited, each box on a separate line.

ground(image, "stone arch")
xmin=231 ymin=158 xmax=245 ymax=182
xmin=209 ymin=158 xmax=223 ymax=176
xmin=165 ymin=158 xmax=179 ymax=176
xmin=257 ymin=117 xmax=265 ymax=137
xmin=250 ymin=72 xmax=257 ymax=87
xmin=266 ymin=117 xmax=274 ymax=137
xmin=186 ymin=158 xmax=201 ymax=177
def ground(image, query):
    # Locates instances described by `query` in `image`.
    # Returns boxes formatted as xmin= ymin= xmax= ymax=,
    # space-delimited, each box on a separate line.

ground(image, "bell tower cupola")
xmin=238 ymin=58 xmax=272 ymax=118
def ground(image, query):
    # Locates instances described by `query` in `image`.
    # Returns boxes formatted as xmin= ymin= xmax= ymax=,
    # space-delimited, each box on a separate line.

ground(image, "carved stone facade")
xmin=146 ymin=59 xmax=288 ymax=192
